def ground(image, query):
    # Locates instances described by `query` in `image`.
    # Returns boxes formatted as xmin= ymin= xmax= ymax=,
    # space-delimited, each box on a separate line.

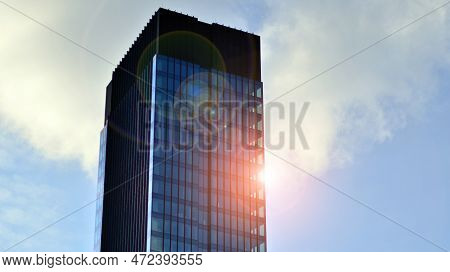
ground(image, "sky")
xmin=0 ymin=0 xmax=449 ymax=251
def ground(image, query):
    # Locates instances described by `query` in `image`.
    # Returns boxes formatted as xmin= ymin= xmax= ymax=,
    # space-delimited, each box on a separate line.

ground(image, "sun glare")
xmin=260 ymin=166 xmax=276 ymax=188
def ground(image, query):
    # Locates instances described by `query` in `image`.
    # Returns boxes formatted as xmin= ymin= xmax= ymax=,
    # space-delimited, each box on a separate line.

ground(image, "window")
xmin=185 ymin=224 xmax=191 ymax=239
xmin=174 ymin=60 xmax=180 ymax=77
xmin=157 ymin=56 xmax=167 ymax=72
xmin=153 ymin=180 xmax=164 ymax=195
xmin=181 ymin=61 xmax=187 ymax=77
xmin=178 ymin=204 xmax=184 ymax=218
xmin=238 ymin=235 xmax=244 ymax=250
xmin=153 ymin=163 xmax=164 ymax=176
xmin=171 ymin=201 xmax=178 ymax=217
xmin=152 ymin=198 xmax=164 ymax=213
xmin=218 ymin=212 xmax=223 ymax=226
xmin=225 ymin=232 xmax=231 ymax=248
xmin=178 ymin=222 xmax=184 ymax=237
xmin=171 ymin=221 xmax=177 ymax=236
xmin=225 ymin=214 xmax=230 ymax=229
xmin=152 ymin=218 xmax=163 ymax=232
xmin=211 ymin=211 xmax=217 ymax=226
xmin=245 ymin=238 xmax=251 ymax=251
xmin=165 ymin=182 xmax=172 ymax=196
xmin=185 ymin=205 xmax=191 ymax=220
xmin=211 ymin=194 xmax=217 ymax=208
xmin=243 ymin=79 xmax=248 ymax=97
xmin=210 ymin=230 xmax=217 ymax=244
xmin=168 ymin=57 xmax=174 ymax=74
xmin=211 ymin=71 xmax=217 ymax=87
xmin=192 ymin=225 xmax=198 ymax=240
xmin=179 ymin=185 xmax=185 ymax=200
xmin=157 ymin=74 xmax=167 ymax=89
xmin=151 ymin=236 xmax=163 ymax=252
xmin=192 ymin=206 xmax=198 ymax=220
xmin=164 ymin=219 xmax=171 ymax=234
xmin=164 ymin=238 xmax=170 ymax=251
xmin=231 ymin=234 xmax=237 ymax=250
xmin=257 ymin=104 xmax=263 ymax=114
xmin=172 ymin=185 xmax=178 ymax=199
xmin=249 ymin=80 xmax=255 ymax=96
xmin=256 ymin=82 xmax=263 ymax=98
xmin=259 ymin=224 xmax=265 ymax=236
xmin=168 ymin=77 xmax=174 ymax=92
xmin=257 ymin=120 xmax=263 ymax=131
xmin=259 ymin=242 xmax=266 ymax=252
xmin=178 ymin=242 xmax=184 ymax=252
xmin=259 ymin=206 xmax=265 ymax=218
xmin=218 ymin=231 xmax=224 ymax=247
xmin=186 ymin=187 xmax=192 ymax=201
xmin=171 ymin=239 xmax=177 ymax=252
xmin=245 ymin=218 xmax=250 ymax=233
xmin=258 ymin=189 xmax=264 ymax=200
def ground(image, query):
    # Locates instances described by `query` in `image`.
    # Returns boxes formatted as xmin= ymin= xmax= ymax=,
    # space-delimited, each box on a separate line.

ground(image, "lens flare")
xmin=260 ymin=166 xmax=276 ymax=188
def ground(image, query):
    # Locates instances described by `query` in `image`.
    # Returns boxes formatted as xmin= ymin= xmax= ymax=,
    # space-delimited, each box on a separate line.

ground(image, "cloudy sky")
xmin=1 ymin=0 xmax=449 ymax=251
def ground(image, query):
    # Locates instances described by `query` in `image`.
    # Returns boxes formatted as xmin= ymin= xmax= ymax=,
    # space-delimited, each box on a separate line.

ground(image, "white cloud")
xmin=0 ymin=0 xmax=250 ymax=178
xmin=261 ymin=0 xmax=450 ymax=174
xmin=0 ymin=0 xmax=448 ymax=180
xmin=0 ymin=2 xmax=107 ymax=178
xmin=0 ymin=0 xmax=449 ymax=252
xmin=0 ymin=173 xmax=63 ymax=251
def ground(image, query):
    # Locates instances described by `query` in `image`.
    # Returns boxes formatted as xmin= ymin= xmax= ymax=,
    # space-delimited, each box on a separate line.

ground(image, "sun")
xmin=259 ymin=165 xmax=276 ymax=188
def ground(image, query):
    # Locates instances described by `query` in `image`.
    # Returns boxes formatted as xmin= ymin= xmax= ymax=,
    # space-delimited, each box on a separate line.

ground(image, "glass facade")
xmin=94 ymin=125 xmax=108 ymax=251
xmin=147 ymin=54 xmax=266 ymax=252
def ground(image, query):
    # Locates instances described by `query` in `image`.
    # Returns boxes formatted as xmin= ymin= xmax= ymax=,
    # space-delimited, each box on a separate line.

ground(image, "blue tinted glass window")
xmin=151 ymin=236 xmax=163 ymax=251
xmin=149 ymin=54 xmax=265 ymax=252
xmin=152 ymin=198 xmax=164 ymax=213
xmin=168 ymin=57 xmax=174 ymax=75
xmin=153 ymin=180 xmax=164 ymax=195
xmin=175 ymin=60 xmax=180 ymax=76
xmin=152 ymin=218 xmax=163 ymax=232
xmin=157 ymin=74 xmax=167 ymax=89
xmin=157 ymin=56 xmax=167 ymax=72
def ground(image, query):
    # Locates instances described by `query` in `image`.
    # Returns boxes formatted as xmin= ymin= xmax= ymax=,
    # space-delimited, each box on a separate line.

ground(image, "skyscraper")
xmin=95 ymin=8 xmax=266 ymax=252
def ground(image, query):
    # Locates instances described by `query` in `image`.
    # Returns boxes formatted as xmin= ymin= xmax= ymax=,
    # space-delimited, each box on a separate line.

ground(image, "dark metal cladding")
xmin=105 ymin=8 xmax=261 ymax=124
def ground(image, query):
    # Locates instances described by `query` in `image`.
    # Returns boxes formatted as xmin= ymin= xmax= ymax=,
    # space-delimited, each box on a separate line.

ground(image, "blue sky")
xmin=0 ymin=128 xmax=96 ymax=251
xmin=0 ymin=0 xmax=449 ymax=251
xmin=267 ymin=88 xmax=450 ymax=251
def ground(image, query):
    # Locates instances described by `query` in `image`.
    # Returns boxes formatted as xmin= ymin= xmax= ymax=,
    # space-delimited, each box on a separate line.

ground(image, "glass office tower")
xmin=95 ymin=8 xmax=266 ymax=252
